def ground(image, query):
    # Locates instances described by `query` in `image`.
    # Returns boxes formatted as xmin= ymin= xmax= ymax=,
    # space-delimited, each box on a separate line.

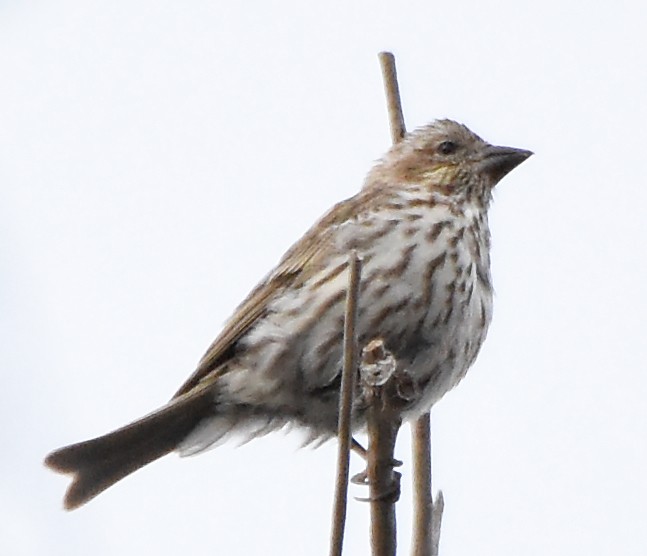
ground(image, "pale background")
xmin=2 ymin=1 xmax=646 ymax=555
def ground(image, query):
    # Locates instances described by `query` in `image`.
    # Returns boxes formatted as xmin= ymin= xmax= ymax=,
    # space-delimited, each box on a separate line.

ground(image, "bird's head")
xmin=367 ymin=119 xmax=532 ymax=202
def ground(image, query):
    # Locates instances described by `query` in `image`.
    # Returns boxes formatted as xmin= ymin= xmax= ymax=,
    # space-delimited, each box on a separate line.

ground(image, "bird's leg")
xmin=350 ymin=437 xmax=402 ymax=487
xmin=351 ymin=437 xmax=367 ymax=458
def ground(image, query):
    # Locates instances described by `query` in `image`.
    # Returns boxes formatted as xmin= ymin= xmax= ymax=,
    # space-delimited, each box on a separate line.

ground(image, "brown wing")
xmin=171 ymin=193 xmax=369 ymax=399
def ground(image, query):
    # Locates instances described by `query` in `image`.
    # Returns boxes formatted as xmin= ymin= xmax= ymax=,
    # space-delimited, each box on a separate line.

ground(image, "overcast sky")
xmin=2 ymin=1 xmax=646 ymax=555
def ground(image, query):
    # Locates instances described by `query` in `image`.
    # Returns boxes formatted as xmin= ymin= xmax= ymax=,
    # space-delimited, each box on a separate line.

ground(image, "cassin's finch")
xmin=46 ymin=119 xmax=532 ymax=509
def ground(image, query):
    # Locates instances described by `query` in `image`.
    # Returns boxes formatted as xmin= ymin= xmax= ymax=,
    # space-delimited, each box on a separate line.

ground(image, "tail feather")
xmin=45 ymin=386 xmax=215 ymax=510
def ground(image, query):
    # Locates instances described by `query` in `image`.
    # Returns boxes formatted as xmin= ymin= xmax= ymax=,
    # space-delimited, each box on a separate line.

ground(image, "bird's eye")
xmin=438 ymin=141 xmax=458 ymax=155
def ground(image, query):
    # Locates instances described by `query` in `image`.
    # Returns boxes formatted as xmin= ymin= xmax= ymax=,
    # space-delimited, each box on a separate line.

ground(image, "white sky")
xmin=2 ymin=1 xmax=646 ymax=555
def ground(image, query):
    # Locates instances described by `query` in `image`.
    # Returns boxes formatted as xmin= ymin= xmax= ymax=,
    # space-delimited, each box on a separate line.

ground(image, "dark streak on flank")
xmin=449 ymin=227 xmax=466 ymax=248
xmin=310 ymin=262 xmax=347 ymax=290
xmin=421 ymin=252 xmax=447 ymax=306
xmin=476 ymin=264 xmax=491 ymax=290
xmin=426 ymin=220 xmax=452 ymax=243
xmin=383 ymin=244 xmax=416 ymax=279
xmin=314 ymin=330 xmax=344 ymax=358
xmin=367 ymin=296 xmax=409 ymax=332
xmin=310 ymin=288 xmax=346 ymax=323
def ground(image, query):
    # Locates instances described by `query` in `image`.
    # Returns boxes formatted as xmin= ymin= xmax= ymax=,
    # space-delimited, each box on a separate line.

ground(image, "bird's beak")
xmin=478 ymin=145 xmax=533 ymax=183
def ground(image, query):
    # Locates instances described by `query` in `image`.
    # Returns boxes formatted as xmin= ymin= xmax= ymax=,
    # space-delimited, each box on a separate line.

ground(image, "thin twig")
xmin=411 ymin=417 xmax=433 ymax=556
xmin=378 ymin=52 xmax=406 ymax=144
xmin=377 ymin=51 xmax=442 ymax=555
xmin=360 ymin=339 xmax=403 ymax=556
xmin=366 ymin=411 xmax=401 ymax=556
xmin=329 ymin=253 xmax=362 ymax=556
xmin=431 ymin=491 xmax=444 ymax=556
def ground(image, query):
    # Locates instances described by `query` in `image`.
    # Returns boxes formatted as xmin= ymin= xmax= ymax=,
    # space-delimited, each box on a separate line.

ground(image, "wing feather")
xmin=171 ymin=194 xmax=369 ymax=398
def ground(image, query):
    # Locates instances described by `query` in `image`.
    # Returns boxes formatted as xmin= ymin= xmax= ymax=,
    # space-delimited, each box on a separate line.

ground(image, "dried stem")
xmin=378 ymin=51 xmax=442 ymax=555
xmin=411 ymin=417 xmax=433 ymax=556
xmin=378 ymin=52 xmax=406 ymax=144
xmin=366 ymin=409 xmax=401 ymax=556
xmin=431 ymin=491 xmax=444 ymax=556
xmin=360 ymin=340 xmax=404 ymax=556
xmin=329 ymin=253 xmax=362 ymax=556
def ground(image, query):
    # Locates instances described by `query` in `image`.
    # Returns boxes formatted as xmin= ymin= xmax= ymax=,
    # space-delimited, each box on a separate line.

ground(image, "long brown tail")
xmin=45 ymin=385 xmax=215 ymax=510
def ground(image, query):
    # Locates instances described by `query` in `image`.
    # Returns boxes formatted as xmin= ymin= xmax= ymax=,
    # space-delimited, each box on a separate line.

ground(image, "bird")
xmin=45 ymin=119 xmax=532 ymax=510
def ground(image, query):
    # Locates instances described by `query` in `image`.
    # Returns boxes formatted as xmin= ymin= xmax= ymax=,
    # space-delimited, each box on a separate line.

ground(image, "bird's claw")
xmin=354 ymin=471 xmax=402 ymax=503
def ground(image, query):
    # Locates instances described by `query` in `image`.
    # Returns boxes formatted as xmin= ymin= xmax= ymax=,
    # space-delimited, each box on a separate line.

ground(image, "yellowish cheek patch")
xmin=421 ymin=165 xmax=458 ymax=187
